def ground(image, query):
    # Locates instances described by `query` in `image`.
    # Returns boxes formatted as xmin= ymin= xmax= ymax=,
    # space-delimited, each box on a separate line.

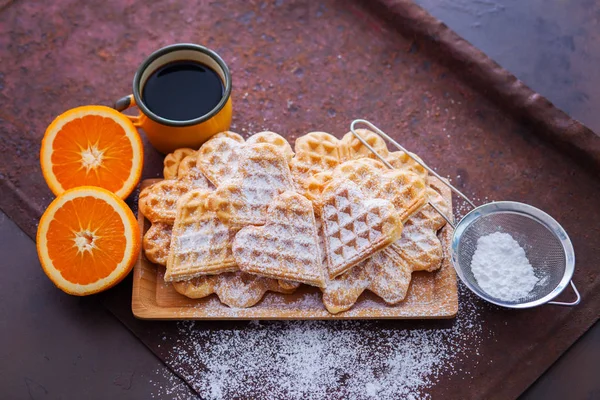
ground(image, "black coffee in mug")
xmin=142 ymin=60 xmax=224 ymax=122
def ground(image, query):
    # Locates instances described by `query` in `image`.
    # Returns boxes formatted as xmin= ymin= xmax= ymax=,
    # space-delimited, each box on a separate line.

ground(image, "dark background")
xmin=416 ymin=0 xmax=600 ymax=133
xmin=0 ymin=0 xmax=598 ymax=398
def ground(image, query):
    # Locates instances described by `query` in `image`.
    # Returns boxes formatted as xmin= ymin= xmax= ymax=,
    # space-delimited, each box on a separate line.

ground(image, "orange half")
xmin=36 ymin=186 xmax=141 ymax=295
xmin=40 ymin=105 xmax=143 ymax=199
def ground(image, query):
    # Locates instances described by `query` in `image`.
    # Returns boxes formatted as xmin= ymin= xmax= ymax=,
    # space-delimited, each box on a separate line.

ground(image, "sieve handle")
xmin=350 ymin=119 xmax=475 ymax=228
xmin=350 ymin=119 xmax=476 ymax=209
xmin=547 ymin=281 xmax=580 ymax=307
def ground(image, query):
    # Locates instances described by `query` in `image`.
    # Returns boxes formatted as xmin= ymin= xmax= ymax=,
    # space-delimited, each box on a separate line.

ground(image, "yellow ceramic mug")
xmin=115 ymin=43 xmax=232 ymax=154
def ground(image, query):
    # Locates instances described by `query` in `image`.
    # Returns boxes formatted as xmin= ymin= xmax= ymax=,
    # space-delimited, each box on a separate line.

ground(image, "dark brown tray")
xmin=1 ymin=0 xmax=599 ymax=399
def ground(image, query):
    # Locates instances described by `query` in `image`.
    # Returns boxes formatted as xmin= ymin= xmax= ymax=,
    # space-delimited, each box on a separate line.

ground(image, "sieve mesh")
xmin=456 ymin=211 xmax=566 ymax=305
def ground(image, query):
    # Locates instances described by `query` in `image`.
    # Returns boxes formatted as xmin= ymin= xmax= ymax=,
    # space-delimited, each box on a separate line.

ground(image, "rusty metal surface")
xmin=0 ymin=0 xmax=599 ymax=399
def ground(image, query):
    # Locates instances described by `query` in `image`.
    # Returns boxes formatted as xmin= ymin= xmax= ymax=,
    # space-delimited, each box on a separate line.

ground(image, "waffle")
xmin=278 ymin=280 xmax=302 ymax=291
xmin=323 ymin=178 xmax=450 ymax=312
xmin=211 ymin=130 xmax=245 ymax=143
xmin=197 ymin=131 xmax=292 ymax=187
xmin=321 ymin=247 xmax=412 ymax=314
xmin=140 ymin=151 xmax=213 ymax=224
xmin=177 ymin=152 xmax=213 ymax=189
xmin=386 ymin=151 xmax=428 ymax=180
xmin=232 ymin=191 xmax=326 ymax=287
xmin=165 ymin=189 xmax=239 ymax=282
xmin=172 ymin=272 xmax=297 ymax=308
xmin=390 ymin=219 xmax=443 ymax=272
xmin=163 ymin=148 xmax=196 ymax=179
xmin=303 ymin=170 xmax=334 ymax=206
xmin=142 ymin=222 xmax=173 ymax=266
xmin=142 ymin=152 xmax=213 ymax=265
xmin=334 ymin=158 xmax=427 ymax=221
xmin=140 ymin=129 xmax=450 ymax=313
xmin=289 ymin=132 xmax=346 ymax=189
xmin=320 ymin=179 xmax=403 ymax=278
xmin=206 ymin=143 xmax=294 ymax=226
xmin=321 ymin=177 xmax=449 ymax=312
xmin=197 ymin=136 xmax=245 ymax=186
xmin=340 ymin=129 xmax=389 ymax=161
xmin=138 ymin=179 xmax=194 ymax=223
xmin=304 ymin=158 xmax=428 ymax=222
xmin=415 ymin=179 xmax=451 ymax=230
xmin=389 ymin=180 xmax=449 ymax=271
xmin=246 ymin=131 xmax=295 ymax=163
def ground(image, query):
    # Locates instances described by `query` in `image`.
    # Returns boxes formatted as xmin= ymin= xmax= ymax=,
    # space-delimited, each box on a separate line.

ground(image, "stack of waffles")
xmin=139 ymin=130 xmax=450 ymax=314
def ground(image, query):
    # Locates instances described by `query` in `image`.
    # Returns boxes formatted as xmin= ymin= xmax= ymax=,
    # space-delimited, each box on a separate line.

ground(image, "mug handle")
xmin=114 ymin=94 xmax=142 ymax=127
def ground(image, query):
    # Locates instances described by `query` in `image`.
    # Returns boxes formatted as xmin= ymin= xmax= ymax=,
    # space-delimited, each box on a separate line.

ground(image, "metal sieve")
xmin=350 ymin=119 xmax=580 ymax=308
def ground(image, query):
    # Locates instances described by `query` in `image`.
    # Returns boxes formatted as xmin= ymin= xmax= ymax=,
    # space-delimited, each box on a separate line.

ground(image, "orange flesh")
xmin=46 ymin=196 xmax=126 ymax=285
xmin=50 ymin=115 xmax=134 ymax=192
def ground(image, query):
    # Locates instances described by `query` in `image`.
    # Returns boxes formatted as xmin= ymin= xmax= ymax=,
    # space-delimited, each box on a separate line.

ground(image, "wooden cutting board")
xmin=132 ymin=179 xmax=457 ymax=319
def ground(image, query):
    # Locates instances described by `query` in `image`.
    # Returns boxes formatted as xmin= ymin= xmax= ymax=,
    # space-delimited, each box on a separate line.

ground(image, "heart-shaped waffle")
xmin=246 ymin=131 xmax=295 ymax=163
xmin=414 ymin=178 xmax=451 ymax=230
xmin=340 ymin=129 xmax=390 ymax=161
xmin=165 ymin=189 xmax=239 ymax=281
xmin=172 ymin=272 xmax=298 ymax=308
xmin=197 ymin=131 xmax=292 ymax=187
xmin=163 ymin=148 xmax=196 ymax=179
xmin=389 ymin=180 xmax=450 ymax=272
xmin=321 ymin=247 xmax=412 ymax=314
xmin=142 ymin=222 xmax=173 ymax=266
xmin=390 ymin=219 xmax=443 ymax=272
xmin=233 ymin=191 xmax=326 ymax=287
xmin=197 ymin=136 xmax=245 ymax=186
xmin=289 ymin=131 xmax=346 ymax=189
xmin=206 ymin=143 xmax=294 ymax=226
xmin=302 ymin=170 xmax=334 ymax=205
xmin=138 ymin=179 xmax=194 ymax=223
xmin=320 ymin=179 xmax=403 ymax=278
xmin=211 ymin=130 xmax=245 ymax=143
xmin=321 ymin=172 xmax=449 ymax=312
xmin=140 ymin=152 xmax=213 ymax=224
xmin=177 ymin=152 xmax=213 ymax=189
xmin=322 ymin=185 xmax=449 ymax=313
xmin=386 ymin=151 xmax=428 ymax=180
xmin=333 ymin=158 xmax=427 ymax=221
xmin=304 ymin=158 xmax=428 ymax=222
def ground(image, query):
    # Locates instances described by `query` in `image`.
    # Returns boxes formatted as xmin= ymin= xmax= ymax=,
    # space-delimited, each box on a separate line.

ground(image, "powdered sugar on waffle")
xmin=151 ymin=285 xmax=484 ymax=400
xmin=233 ymin=191 xmax=325 ymax=287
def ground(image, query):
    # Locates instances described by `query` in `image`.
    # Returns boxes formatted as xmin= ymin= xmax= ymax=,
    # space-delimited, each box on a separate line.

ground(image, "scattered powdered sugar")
xmin=151 ymin=285 xmax=484 ymax=400
xmin=452 ymin=193 xmax=491 ymax=220
xmin=150 ymin=368 xmax=196 ymax=399
xmin=471 ymin=232 xmax=539 ymax=301
xmin=148 ymin=183 xmax=486 ymax=399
